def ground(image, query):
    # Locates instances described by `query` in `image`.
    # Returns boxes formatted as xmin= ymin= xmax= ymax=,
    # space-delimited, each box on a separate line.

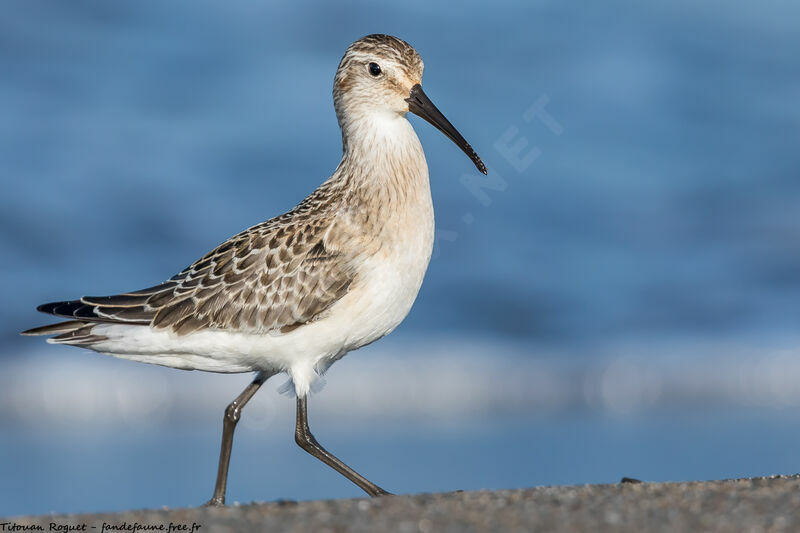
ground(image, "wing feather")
xmin=33 ymin=213 xmax=357 ymax=336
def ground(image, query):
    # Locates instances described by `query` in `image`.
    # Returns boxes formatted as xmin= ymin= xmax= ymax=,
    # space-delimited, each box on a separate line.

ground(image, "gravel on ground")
xmin=8 ymin=475 xmax=800 ymax=533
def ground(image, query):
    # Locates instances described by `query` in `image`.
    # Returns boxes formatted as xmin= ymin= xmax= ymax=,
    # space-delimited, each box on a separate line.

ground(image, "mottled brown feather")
xmin=37 ymin=177 xmax=361 ymax=336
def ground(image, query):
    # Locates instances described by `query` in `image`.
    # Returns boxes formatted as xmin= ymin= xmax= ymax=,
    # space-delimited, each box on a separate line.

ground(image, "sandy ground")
xmin=8 ymin=476 xmax=800 ymax=532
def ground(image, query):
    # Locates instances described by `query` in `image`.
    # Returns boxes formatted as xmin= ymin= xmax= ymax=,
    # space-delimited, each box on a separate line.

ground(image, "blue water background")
xmin=2 ymin=0 xmax=800 ymax=517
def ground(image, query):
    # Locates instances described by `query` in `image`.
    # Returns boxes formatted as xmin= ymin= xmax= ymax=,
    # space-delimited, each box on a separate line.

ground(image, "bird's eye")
xmin=368 ymin=62 xmax=382 ymax=77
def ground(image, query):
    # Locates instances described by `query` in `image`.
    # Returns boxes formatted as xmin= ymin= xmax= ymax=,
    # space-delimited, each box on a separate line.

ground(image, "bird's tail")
xmin=21 ymin=320 xmax=86 ymax=336
xmin=21 ymin=320 xmax=107 ymax=346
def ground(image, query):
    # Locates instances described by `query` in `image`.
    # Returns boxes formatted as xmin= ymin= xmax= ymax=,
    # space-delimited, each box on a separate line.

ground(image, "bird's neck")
xmin=337 ymin=112 xmax=430 ymax=200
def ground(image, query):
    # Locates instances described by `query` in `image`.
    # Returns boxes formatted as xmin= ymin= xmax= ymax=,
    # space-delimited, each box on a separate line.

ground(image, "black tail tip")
xmin=37 ymin=302 xmax=58 ymax=314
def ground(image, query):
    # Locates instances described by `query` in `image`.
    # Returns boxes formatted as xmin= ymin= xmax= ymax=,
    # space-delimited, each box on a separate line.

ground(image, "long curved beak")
xmin=406 ymin=84 xmax=487 ymax=175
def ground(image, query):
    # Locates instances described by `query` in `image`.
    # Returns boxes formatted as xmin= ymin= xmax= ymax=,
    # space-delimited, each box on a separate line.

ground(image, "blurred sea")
xmin=2 ymin=0 xmax=800 ymax=517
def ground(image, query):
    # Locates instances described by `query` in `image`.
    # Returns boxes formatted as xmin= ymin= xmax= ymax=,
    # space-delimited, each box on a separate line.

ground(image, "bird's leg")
xmin=205 ymin=371 xmax=270 ymax=506
xmin=294 ymin=395 xmax=391 ymax=497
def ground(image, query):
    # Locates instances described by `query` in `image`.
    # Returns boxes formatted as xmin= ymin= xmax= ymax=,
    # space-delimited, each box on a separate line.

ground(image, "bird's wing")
xmin=35 ymin=215 xmax=356 ymax=336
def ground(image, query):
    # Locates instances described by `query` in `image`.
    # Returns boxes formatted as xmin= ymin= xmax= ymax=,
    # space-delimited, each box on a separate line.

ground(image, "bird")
xmin=22 ymin=33 xmax=486 ymax=505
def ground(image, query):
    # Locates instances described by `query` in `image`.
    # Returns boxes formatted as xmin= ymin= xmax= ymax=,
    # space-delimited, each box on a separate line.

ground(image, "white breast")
xmin=339 ymin=203 xmax=434 ymax=350
xmin=328 ymin=113 xmax=435 ymax=351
